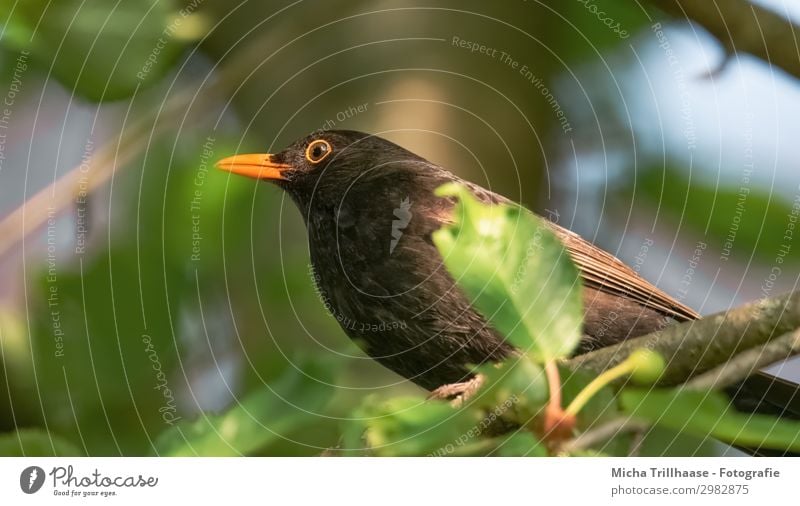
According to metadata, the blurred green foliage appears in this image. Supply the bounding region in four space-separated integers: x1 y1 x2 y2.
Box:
626 167 799 264
547 0 650 61
622 388 800 452
0 0 195 101
154 357 334 456
0 429 83 457
2 131 352 455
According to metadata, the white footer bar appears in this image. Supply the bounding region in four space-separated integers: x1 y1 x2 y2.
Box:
1 457 796 504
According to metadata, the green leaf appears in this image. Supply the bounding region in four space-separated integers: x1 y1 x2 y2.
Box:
451 431 547 457
492 432 547 456
345 396 485 457
621 388 800 452
152 359 334 456
344 397 547 457
474 357 548 419
344 358 551 456
432 183 583 362
635 425 720 457
1 0 201 101
0 429 83 456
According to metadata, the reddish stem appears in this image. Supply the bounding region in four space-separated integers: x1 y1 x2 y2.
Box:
541 360 576 450
545 360 562 409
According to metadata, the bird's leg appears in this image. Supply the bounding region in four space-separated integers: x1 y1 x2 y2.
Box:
427 374 523 438
427 374 485 407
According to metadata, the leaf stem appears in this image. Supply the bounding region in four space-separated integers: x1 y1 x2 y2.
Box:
545 360 562 409
540 360 577 449
565 360 633 417
565 348 663 417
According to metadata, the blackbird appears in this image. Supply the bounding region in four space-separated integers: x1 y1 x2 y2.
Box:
216 130 796 420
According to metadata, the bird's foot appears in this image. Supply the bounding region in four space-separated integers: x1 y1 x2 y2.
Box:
427 374 485 407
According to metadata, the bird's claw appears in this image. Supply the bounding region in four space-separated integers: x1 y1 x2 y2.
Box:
427 374 485 407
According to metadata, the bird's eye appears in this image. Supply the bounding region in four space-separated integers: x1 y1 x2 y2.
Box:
305 139 332 164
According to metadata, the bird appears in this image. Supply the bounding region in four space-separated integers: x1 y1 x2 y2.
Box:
215 129 796 418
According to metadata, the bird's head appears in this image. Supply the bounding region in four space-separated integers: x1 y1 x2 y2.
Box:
215 130 430 212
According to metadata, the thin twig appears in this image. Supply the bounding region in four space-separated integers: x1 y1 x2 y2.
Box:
558 417 650 454
685 328 800 390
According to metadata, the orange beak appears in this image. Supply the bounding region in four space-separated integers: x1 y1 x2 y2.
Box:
215 153 293 180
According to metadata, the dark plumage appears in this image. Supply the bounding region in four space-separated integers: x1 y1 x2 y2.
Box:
216 130 698 391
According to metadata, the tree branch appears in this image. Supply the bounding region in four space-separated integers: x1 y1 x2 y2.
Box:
566 291 800 385
648 0 800 80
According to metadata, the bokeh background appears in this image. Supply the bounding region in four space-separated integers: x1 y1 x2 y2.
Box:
0 0 798 456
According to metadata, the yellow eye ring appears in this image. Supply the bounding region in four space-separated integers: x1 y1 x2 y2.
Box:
305 139 332 164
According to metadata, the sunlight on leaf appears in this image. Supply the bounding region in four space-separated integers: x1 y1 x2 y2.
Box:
432 183 583 362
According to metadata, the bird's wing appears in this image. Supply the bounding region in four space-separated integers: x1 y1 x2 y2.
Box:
450 178 699 321
544 221 699 321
